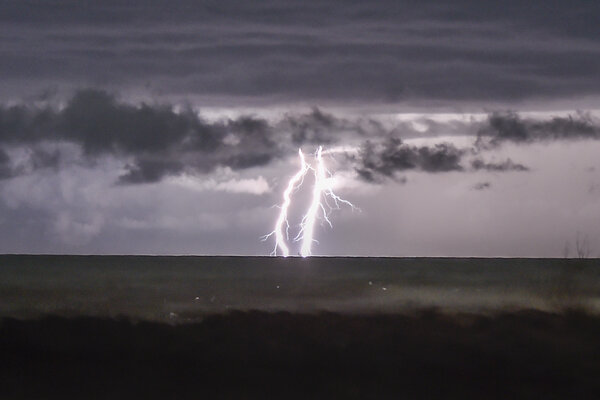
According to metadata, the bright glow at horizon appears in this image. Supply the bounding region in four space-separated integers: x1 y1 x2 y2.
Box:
264 146 358 257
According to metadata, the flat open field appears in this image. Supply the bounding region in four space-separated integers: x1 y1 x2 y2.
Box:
1 255 599 398
1 255 599 320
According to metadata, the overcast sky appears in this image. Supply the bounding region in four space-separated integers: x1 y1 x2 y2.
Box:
1 0 599 256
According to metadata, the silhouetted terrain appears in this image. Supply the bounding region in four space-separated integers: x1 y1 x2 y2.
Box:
2 309 600 399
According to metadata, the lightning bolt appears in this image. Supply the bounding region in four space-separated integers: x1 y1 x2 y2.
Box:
261 149 310 256
264 146 358 257
295 146 357 257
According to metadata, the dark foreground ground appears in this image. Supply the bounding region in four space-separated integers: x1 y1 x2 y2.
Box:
2 309 600 399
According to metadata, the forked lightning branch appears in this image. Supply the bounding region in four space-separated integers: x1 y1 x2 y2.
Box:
262 146 358 257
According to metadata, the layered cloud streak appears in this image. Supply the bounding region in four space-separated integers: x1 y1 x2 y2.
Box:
2 1 600 107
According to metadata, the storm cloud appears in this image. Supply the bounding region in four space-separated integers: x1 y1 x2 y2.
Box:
0 89 284 183
471 158 529 172
4 89 600 186
352 109 600 181
2 1 600 107
477 112 600 146
472 182 491 191
0 149 12 180
0 89 406 184
355 137 464 182
284 108 347 146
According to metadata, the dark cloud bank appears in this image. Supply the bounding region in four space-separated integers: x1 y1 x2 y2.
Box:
2 1 600 106
478 111 600 145
353 138 529 183
0 89 385 183
0 90 599 184
0 90 292 183
354 111 600 182
355 138 464 183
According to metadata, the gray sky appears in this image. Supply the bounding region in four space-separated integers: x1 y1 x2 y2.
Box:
0 0 599 256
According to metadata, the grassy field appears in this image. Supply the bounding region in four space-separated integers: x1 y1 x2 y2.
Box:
1 255 599 319
1 255 599 398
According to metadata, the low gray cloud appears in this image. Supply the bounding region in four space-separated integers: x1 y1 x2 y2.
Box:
28 147 61 171
284 108 343 146
61 90 222 155
471 158 529 172
282 108 394 145
0 89 286 183
477 112 600 146
0 89 400 184
0 145 62 180
118 158 185 185
472 182 491 191
0 149 13 180
0 89 469 184
355 137 464 182
354 133 533 182
3 89 600 185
